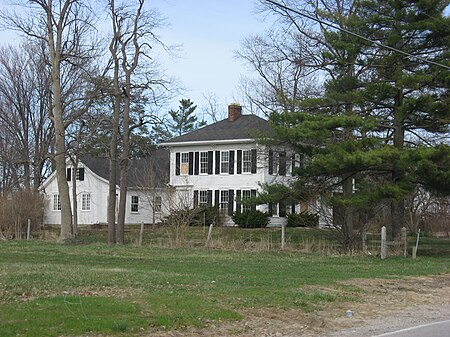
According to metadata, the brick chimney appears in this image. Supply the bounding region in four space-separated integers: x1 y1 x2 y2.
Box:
228 103 242 122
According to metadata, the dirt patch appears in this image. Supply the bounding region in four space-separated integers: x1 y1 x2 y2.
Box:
146 274 450 337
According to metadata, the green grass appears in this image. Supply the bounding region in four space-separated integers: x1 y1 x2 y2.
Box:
0 234 448 336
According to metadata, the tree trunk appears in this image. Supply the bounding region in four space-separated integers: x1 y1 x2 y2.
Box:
342 177 354 252
70 157 78 237
116 84 131 244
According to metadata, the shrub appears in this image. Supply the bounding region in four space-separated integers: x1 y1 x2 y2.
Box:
164 206 219 227
232 210 269 228
286 211 319 228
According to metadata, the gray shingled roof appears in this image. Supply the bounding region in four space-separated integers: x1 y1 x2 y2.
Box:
80 148 169 188
165 114 272 143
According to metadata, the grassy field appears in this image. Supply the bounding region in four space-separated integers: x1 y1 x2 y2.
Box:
0 227 448 336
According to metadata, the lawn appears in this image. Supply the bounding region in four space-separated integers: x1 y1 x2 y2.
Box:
0 230 448 336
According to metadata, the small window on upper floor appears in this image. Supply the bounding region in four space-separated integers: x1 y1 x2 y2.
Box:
180 153 189 175
220 151 229 174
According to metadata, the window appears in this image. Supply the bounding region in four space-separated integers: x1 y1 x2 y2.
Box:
242 150 251 173
154 196 162 212
131 195 139 213
81 193 91 211
199 190 208 207
180 153 189 175
242 190 251 212
219 190 229 211
200 152 208 174
220 151 229 173
53 194 61 211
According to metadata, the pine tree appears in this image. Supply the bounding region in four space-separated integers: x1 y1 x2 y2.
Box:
153 99 206 142
259 0 449 242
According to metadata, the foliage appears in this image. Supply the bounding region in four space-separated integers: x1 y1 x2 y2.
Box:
286 211 319 228
242 0 450 245
0 190 45 239
164 206 217 227
232 210 269 228
151 98 206 142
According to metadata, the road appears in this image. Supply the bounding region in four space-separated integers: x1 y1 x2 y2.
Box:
372 320 450 337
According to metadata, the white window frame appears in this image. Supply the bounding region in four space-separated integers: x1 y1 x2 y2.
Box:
81 193 91 211
200 152 208 174
242 150 251 173
53 194 61 211
180 153 189 175
242 190 251 212
220 151 229 174
219 190 229 211
154 196 162 212
199 190 208 207
131 195 139 213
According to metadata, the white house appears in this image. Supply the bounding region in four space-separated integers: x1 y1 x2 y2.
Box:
42 103 328 227
41 149 172 226
162 103 316 226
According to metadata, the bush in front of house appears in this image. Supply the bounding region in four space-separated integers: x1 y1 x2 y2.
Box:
232 210 269 228
165 206 219 227
286 211 319 228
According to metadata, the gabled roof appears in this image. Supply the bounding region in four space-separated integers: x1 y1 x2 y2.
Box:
80 148 169 188
163 114 272 144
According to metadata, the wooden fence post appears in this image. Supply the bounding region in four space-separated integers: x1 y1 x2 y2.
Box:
401 227 407 257
381 226 387 259
27 219 31 240
206 224 213 247
362 229 367 254
138 222 144 246
281 223 286 250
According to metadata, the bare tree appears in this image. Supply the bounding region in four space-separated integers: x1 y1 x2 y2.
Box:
1 0 100 240
108 0 173 244
0 43 54 192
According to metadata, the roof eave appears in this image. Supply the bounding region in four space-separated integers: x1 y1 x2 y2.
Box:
161 138 258 147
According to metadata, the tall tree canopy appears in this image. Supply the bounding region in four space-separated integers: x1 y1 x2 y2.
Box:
240 0 449 245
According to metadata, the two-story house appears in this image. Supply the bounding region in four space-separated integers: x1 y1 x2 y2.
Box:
162 103 309 226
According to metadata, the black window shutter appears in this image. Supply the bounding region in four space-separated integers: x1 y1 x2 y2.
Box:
215 190 219 207
215 151 220 174
279 151 286 176
251 149 257 173
193 190 198 208
291 154 296 175
194 152 199 175
251 189 257 211
268 202 273 216
237 150 242 174
175 152 180 175
188 152 194 175
228 189 234 216
291 203 296 214
229 150 234 174
268 150 273 175
236 190 241 214
279 201 286 217
66 168 71 181
208 151 213 174
78 168 85 181
207 190 212 206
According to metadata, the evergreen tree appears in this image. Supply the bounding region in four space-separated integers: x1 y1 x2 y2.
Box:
152 98 206 142
246 0 449 244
